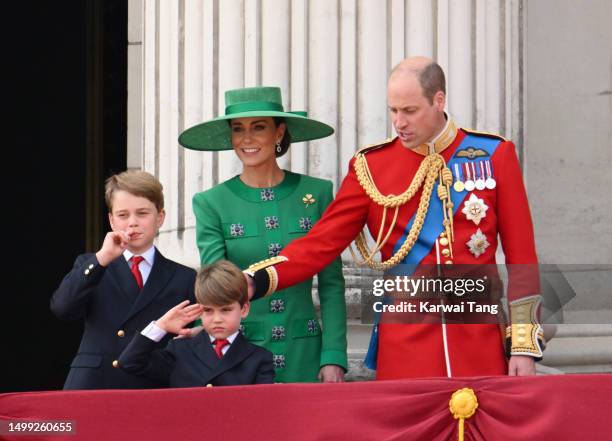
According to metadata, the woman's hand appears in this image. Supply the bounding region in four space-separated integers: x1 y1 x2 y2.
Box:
318 365 345 383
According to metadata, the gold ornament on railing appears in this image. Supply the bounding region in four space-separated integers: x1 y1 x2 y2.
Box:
350 151 455 270
449 388 479 441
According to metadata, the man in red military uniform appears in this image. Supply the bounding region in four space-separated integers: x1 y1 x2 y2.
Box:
246 56 544 379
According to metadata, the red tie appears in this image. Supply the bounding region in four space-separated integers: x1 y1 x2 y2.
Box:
130 256 145 289
213 339 229 358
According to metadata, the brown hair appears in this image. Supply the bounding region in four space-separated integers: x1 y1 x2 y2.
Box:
104 170 164 213
418 62 446 104
195 260 248 307
389 60 446 104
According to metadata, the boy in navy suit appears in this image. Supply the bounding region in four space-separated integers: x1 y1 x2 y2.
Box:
50 171 196 390
119 260 275 387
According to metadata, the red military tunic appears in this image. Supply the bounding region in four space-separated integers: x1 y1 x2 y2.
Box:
267 123 538 379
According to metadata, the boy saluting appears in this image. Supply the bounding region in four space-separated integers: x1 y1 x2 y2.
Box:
119 260 274 387
51 171 196 390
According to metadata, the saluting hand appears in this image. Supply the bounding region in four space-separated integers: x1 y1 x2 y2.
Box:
174 325 204 339
156 300 205 336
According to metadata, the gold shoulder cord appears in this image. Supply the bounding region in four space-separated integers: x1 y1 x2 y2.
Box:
350 151 455 270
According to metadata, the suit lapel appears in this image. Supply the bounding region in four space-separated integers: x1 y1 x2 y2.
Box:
189 334 218 372
107 256 140 302
121 248 176 324
203 333 255 383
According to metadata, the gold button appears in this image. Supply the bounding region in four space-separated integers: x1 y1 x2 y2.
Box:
112 360 119 368
445 260 453 265
518 329 527 337
441 249 450 257
117 330 125 338
206 384 213 387
517 337 526 344
440 232 447 238
439 237 449 246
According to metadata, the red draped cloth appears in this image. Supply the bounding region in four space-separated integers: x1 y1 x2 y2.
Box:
1 374 610 441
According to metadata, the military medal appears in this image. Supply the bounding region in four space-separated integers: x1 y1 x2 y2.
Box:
475 162 486 190
461 193 488 225
453 163 465 192
464 163 475 191
467 228 490 258
485 160 497 189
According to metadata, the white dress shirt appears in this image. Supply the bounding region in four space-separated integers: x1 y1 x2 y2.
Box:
123 246 155 286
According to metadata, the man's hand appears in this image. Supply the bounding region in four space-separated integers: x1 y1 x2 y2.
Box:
318 365 345 383
244 272 255 300
96 231 131 266
508 355 536 376
156 301 204 336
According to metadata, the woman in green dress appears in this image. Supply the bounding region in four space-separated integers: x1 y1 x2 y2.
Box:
179 86 347 383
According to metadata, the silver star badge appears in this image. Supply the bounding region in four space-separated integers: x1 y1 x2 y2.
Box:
467 228 490 258
462 193 488 225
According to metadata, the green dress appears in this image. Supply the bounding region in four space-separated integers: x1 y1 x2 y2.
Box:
193 170 347 382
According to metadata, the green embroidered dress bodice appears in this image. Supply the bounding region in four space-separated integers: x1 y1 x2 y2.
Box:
193 170 347 382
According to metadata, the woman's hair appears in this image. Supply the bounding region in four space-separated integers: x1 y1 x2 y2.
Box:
273 117 292 158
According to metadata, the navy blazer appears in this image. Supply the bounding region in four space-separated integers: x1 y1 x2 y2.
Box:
50 249 196 390
118 331 275 387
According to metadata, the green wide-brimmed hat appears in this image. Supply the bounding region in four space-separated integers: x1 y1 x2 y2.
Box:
178 86 334 151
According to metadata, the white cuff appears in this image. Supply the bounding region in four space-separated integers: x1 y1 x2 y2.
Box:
141 321 168 342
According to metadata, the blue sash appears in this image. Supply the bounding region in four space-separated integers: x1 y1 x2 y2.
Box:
364 134 502 369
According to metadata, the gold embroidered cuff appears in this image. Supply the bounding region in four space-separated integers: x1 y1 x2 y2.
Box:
244 256 288 300
263 266 278 297
244 256 288 276
506 295 545 358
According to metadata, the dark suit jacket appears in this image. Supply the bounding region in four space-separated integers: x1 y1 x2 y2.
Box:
118 331 275 387
50 249 196 390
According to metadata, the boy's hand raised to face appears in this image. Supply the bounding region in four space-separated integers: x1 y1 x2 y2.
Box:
174 325 204 339
96 231 132 266
156 300 204 336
